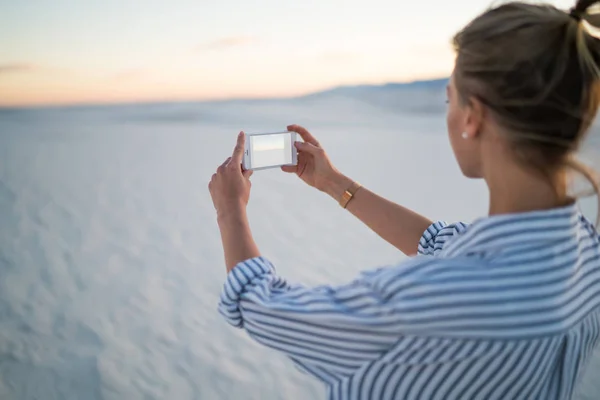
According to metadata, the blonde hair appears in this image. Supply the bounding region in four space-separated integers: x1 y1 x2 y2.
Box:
453 0 600 225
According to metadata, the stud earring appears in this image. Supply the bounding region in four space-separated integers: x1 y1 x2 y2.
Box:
462 132 469 139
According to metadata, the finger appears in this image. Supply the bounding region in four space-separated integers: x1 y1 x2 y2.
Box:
231 131 245 164
287 125 320 147
295 141 323 156
281 165 298 173
297 155 308 178
243 169 253 179
220 157 232 169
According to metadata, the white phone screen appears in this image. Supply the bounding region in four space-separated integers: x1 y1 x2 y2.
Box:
250 133 294 169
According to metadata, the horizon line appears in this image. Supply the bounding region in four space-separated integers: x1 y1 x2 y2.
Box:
0 75 450 111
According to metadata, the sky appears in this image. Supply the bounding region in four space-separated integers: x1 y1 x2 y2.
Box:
0 0 574 107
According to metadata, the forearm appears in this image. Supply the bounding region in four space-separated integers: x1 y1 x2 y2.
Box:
324 173 432 256
217 207 261 272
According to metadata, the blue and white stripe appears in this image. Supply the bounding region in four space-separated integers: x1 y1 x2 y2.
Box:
218 203 600 399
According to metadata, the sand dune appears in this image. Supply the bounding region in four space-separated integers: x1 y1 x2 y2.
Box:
0 88 598 399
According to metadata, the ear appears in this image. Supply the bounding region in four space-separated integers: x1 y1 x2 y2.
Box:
464 97 485 138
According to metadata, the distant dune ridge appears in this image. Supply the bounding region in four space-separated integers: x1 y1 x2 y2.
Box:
0 78 450 112
296 78 449 114
301 77 449 100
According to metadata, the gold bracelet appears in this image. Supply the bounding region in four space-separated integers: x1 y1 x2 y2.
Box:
339 181 362 209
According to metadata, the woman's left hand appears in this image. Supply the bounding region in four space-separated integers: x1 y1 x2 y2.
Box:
209 132 253 219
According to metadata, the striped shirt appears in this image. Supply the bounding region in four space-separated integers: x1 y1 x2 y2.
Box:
218 203 600 400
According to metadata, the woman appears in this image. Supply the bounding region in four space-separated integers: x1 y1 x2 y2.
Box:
209 1 600 399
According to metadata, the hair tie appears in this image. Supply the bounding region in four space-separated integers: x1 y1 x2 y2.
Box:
569 7 583 22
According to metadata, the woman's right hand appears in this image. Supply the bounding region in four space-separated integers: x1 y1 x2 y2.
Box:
281 125 347 195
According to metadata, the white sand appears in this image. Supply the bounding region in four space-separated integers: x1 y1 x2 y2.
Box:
0 93 598 399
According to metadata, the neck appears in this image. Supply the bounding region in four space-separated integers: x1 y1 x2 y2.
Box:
484 157 571 216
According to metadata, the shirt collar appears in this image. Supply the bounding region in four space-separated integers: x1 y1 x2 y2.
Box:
441 202 581 258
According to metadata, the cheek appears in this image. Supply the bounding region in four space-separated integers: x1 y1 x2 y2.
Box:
446 102 462 136
446 102 473 175
446 103 464 151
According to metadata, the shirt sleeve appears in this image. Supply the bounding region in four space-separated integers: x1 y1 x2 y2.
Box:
417 221 469 256
217 257 407 381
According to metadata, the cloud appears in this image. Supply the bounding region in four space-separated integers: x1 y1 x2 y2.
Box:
198 36 257 51
0 63 37 74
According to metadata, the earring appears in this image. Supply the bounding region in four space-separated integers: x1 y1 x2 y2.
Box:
462 132 469 139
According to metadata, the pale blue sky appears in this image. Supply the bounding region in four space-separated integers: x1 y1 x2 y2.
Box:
0 0 573 106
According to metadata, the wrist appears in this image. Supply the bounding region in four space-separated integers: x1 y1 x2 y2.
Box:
216 203 247 225
324 172 354 202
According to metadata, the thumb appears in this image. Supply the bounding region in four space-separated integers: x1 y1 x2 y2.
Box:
231 131 246 164
295 141 322 156
243 169 253 179
281 165 297 174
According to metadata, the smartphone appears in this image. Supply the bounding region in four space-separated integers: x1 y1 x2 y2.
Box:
242 131 298 171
